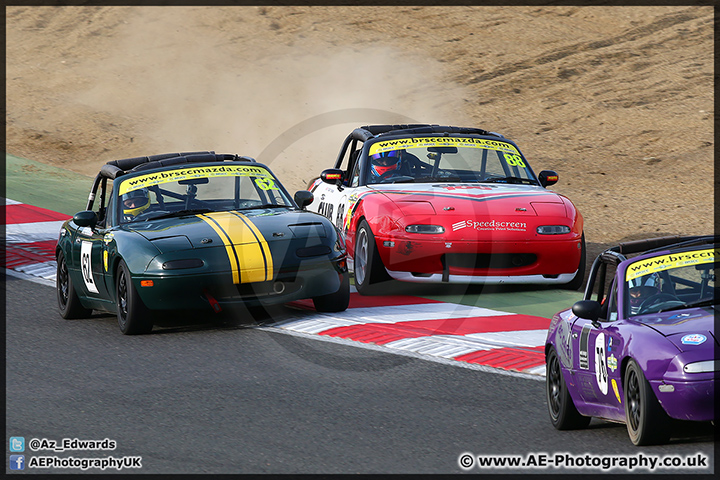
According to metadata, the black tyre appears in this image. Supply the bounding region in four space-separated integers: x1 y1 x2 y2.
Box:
353 219 389 295
313 271 350 312
56 250 93 319
546 347 591 430
116 260 153 335
561 233 586 291
624 359 670 445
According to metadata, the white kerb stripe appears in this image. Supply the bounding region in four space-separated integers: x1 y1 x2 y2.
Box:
5 221 65 244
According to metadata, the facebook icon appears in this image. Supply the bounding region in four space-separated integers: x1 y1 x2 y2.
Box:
10 455 25 470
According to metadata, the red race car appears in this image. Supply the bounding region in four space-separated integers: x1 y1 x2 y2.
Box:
307 124 584 294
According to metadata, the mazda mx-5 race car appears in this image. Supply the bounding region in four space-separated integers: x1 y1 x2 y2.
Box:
56 151 349 335
307 124 584 294
545 235 717 445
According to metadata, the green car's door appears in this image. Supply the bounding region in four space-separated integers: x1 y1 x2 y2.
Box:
72 225 112 303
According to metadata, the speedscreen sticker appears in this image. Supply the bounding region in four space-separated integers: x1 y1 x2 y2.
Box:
625 248 717 282
119 165 274 195
368 137 521 156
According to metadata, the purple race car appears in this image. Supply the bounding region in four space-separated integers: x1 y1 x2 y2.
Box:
545 235 717 445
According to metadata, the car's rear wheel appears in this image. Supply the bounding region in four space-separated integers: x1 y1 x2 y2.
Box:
546 347 591 430
313 271 350 312
116 260 153 335
56 250 92 319
624 359 670 445
354 220 389 295
561 233 586 290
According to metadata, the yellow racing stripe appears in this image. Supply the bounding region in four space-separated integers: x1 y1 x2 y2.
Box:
198 212 274 284
231 212 274 282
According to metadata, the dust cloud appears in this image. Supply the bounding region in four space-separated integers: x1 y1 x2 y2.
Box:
71 7 474 193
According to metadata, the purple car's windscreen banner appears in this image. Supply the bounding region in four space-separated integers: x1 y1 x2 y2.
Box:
625 248 718 281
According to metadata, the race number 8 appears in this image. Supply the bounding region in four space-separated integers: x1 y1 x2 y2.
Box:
505 154 526 168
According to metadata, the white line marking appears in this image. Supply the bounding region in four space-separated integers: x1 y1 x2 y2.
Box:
5 221 64 243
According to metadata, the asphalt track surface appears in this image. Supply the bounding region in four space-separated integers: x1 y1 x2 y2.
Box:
5 277 715 475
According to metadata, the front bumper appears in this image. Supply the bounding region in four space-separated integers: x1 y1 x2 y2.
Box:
133 256 346 311
373 236 582 283
652 378 715 422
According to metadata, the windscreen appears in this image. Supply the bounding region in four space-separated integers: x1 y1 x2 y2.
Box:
624 247 718 317
365 136 538 185
115 164 293 224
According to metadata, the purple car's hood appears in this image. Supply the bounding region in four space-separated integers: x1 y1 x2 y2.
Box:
637 307 717 351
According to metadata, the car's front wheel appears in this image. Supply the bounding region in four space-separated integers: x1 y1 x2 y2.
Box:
624 359 670 445
354 220 389 295
546 347 591 430
116 260 153 335
313 271 350 312
56 250 92 319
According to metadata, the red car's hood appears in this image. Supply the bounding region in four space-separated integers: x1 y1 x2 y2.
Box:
368 183 568 217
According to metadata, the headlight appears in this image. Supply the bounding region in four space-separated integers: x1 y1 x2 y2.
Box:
683 360 717 373
162 259 204 270
537 225 571 235
405 225 445 234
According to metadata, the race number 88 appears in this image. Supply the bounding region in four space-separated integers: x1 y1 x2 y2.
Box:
505 154 526 167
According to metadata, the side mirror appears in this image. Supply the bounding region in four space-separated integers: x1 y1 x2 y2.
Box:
320 169 344 186
73 210 98 229
538 170 559 188
294 190 314 210
572 300 602 326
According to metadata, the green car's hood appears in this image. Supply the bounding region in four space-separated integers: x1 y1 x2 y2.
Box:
123 208 329 250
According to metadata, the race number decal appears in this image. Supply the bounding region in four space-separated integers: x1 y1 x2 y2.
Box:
254 177 277 190
80 241 99 294
594 333 608 395
504 154 526 168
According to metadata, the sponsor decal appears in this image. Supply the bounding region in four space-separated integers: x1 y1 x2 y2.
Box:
103 250 108 272
594 333 608 395
607 353 617 372
611 378 621 404
442 185 492 191
555 321 573 369
119 164 274 195
368 137 521 156
681 334 707 345
579 325 591 370
103 233 114 244
398 241 420 256
80 241 99 294
451 219 528 232
626 248 717 281
197 212 274 284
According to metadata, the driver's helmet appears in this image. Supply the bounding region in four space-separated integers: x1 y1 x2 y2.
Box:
370 150 402 178
122 188 150 218
628 273 661 314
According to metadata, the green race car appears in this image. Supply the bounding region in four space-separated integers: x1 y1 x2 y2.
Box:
56 151 349 334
